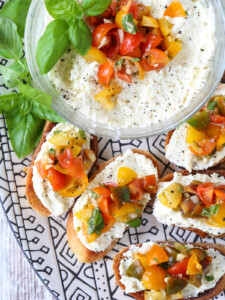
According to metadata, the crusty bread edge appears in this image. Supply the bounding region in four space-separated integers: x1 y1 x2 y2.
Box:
113 242 225 300
67 149 160 263
158 170 225 239
25 121 98 217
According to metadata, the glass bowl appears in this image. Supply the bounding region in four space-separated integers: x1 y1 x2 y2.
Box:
25 0 225 139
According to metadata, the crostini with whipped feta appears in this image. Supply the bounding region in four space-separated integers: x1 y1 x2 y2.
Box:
165 84 225 171
26 121 98 217
67 149 159 263
154 170 225 239
113 241 225 300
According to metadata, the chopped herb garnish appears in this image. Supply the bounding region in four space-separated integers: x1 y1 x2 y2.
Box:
127 217 142 228
185 10 188 16
207 101 217 113
131 58 141 62
79 129 86 140
201 204 221 218
153 257 159 263
168 55 173 59
91 190 99 199
53 130 62 135
116 59 124 66
75 227 81 232
87 208 104 236
48 148 55 155
205 275 214 282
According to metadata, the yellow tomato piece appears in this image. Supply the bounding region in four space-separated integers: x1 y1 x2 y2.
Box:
53 163 68 175
144 291 166 300
138 5 151 20
158 183 183 208
84 149 96 162
145 244 169 266
133 253 147 269
135 61 145 80
164 0 186 18
59 174 88 197
74 204 95 222
113 203 142 222
206 203 225 228
142 266 167 290
216 133 225 151
67 131 86 146
48 132 70 146
95 85 121 110
158 18 173 38
186 253 203 275
84 46 107 64
71 145 82 157
117 167 137 186
186 126 207 145
141 16 159 28
162 36 182 58
205 124 221 139
115 10 128 30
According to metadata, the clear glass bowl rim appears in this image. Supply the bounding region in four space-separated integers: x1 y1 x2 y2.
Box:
25 0 225 140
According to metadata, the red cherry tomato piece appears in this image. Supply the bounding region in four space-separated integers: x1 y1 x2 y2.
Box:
102 30 121 59
120 32 144 56
67 155 85 179
117 70 132 83
127 46 142 58
210 114 225 125
48 168 68 191
167 257 190 277
197 183 215 207
120 0 139 19
92 23 118 48
36 160 49 179
141 33 163 54
128 178 143 202
92 186 111 197
98 61 114 87
57 148 74 169
142 175 157 193
141 49 170 71
88 16 103 27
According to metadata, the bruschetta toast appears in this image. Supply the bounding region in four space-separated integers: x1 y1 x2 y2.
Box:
26 121 98 217
165 84 225 171
67 149 160 263
113 241 225 300
154 170 225 238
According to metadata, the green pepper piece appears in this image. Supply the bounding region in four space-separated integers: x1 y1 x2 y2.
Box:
187 111 210 130
217 96 225 116
173 243 188 255
187 248 207 261
166 277 187 295
111 186 130 205
126 260 144 280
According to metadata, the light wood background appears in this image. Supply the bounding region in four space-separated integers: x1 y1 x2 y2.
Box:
0 207 54 300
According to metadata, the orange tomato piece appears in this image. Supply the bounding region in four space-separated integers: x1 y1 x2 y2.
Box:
142 266 167 290
92 186 111 197
98 61 114 88
206 203 225 228
167 257 190 276
215 189 225 203
189 138 217 156
141 175 157 193
47 168 68 191
66 155 85 178
186 253 203 275
204 123 221 138
164 0 186 18
141 49 170 71
98 196 115 222
128 178 143 202
35 160 49 179
145 244 169 266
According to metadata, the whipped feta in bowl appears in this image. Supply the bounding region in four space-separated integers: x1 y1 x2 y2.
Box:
25 0 225 139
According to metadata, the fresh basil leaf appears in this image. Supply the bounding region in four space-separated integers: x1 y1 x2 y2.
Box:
111 186 130 203
32 102 65 123
201 204 221 218
19 97 32 116
0 17 23 60
68 20 92 56
122 13 137 34
0 0 32 37
79 129 86 140
127 217 142 228
82 0 112 17
44 0 82 22
18 83 52 107
0 93 21 113
36 19 70 74
205 275 214 282
5 108 45 158
131 58 141 62
1 59 30 88
87 208 104 236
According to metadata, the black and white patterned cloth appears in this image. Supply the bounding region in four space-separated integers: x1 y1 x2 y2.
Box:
0 0 225 299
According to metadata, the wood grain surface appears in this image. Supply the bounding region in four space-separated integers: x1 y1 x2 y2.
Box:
0 207 54 300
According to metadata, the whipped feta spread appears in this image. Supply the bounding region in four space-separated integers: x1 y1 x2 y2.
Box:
32 123 92 216
119 241 225 297
73 149 158 252
166 85 225 171
154 172 225 236
46 0 216 129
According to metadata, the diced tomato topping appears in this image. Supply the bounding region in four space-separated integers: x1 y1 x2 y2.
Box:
167 257 190 276
214 189 225 203
92 23 118 48
120 32 144 56
120 0 139 19
88 16 103 27
189 138 217 157
98 196 115 222
98 61 114 87
57 148 74 169
210 114 225 125
127 46 142 58
92 186 111 197
102 30 121 59
117 70 132 83
36 160 49 179
108 0 118 17
141 49 170 71
47 168 68 191
128 178 143 202
141 175 157 193
197 183 215 207
66 155 85 178
141 33 163 54
102 182 118 188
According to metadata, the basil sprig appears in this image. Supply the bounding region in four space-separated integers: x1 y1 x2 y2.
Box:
87 208 104 236
36 0 112 74
122 13 137 34
201 204 220 218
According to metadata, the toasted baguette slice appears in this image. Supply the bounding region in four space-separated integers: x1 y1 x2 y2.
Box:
157 170 225 239
67 149 160 263
25 121 98 217
113 241 225 300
